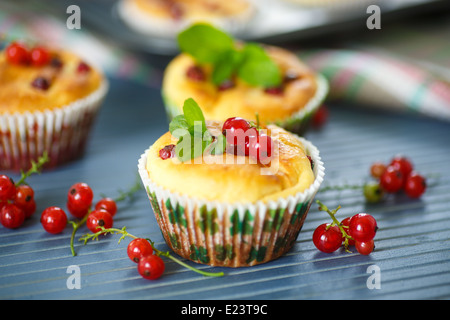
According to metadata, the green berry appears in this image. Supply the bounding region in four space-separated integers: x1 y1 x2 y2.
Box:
363 182 384 203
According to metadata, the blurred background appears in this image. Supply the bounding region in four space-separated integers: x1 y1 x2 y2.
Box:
1 0 449 120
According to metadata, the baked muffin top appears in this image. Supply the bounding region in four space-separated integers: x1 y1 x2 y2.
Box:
146 119 315 204
127 0 252 20
163 41 318 123
0 42 103 115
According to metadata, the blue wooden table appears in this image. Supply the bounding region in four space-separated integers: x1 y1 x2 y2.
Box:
1 77 449 300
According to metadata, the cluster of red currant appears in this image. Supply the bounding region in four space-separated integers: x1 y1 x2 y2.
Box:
5 41 51 66
0 175 37 229
313 201 378 255
127 238 165 280
40 182 117 236
365 155 427 203
0 154 49 229
222 116 273 164
4 41 91 91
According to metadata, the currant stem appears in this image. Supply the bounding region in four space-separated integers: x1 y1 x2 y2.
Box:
68 177 143 256
15 151 49 186
316 200 354 253
112 177 142 203
79 227 225 278
69 212 90 256
319 183 364 193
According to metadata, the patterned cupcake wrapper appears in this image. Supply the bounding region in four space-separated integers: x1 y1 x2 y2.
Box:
0 80 108 171
137 136 325 267
162 73 328 135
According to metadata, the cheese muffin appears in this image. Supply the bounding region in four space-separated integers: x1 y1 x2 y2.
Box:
118 0 254 37
0 41 108 170
138 107 324 267
162 27 328 134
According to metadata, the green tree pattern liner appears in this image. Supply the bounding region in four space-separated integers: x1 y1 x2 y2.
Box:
146 187 313 267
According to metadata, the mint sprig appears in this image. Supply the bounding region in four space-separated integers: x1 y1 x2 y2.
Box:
169 98 226 162
177 23 281 88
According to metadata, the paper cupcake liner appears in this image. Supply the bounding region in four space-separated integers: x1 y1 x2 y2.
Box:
137 136 325 267
117 0 255 38
162 73 328 135
0 80 108 171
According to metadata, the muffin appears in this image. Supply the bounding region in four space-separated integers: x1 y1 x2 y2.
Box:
162 23 328 134
0 41 108 171
117 0 254 37
138 98 324 267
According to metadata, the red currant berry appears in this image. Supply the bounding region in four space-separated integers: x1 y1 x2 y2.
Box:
355 240 375 255
1 203 25 229
186 65 205 81
389 156 413 178
233 127 259 157
14 185 35 213
77 61 91 73
312 105 329 128
49 56 63 69
95 197 117 217
138 255 165 280
30 47 50 66
370 161 386 179
404 172 427 199
348 213 377 243
248 132 273 164
0 175 16 201
312 223 343 253
31 77 51 91
340 217 355 246
67 182 94 218
222 117 252 145
264 87 284 95
217 79 235 91
5 42 30 65
159 144 176 160
41 206 68 234
86 209 113 233
14 185 34 206
127 238 154 263
380 166 404 193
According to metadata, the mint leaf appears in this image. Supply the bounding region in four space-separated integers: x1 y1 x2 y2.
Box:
177 23 234 65
238 43 282 87
169 115 189 138
170 98 215 162
211 49 243 85
177 24 282 88
175 123 213 162
183 98 207 133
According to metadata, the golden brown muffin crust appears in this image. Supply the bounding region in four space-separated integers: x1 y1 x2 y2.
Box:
162 46 318 124
0 50 103 115
131 0 251 19
146 122 315 203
